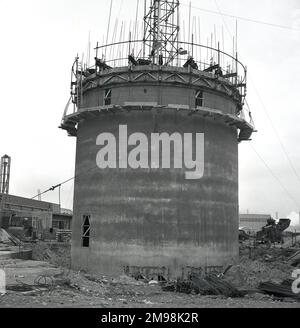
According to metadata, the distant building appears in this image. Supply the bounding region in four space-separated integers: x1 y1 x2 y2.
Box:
0 193 72 237
239 214 271 233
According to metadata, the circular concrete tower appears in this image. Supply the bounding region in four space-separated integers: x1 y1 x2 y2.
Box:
61 0 254 279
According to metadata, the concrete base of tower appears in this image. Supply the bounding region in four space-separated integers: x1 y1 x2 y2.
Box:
71 242 238 278
70 109 239 278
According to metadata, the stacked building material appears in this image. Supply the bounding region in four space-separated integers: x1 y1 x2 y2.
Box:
56 230 72 243
259 279 300 300
0 228 21 246
287 250 300 267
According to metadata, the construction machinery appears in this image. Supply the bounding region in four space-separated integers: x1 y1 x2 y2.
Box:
256 218 291 245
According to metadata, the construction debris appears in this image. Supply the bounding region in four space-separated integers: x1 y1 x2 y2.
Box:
287 250 300 267
256 218 291 245
259 279 300 300
1 231 299 307
0 228 21 246
30 241 71 268
162 273 244 298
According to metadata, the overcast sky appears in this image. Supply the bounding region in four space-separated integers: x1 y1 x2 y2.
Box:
0 0 300 225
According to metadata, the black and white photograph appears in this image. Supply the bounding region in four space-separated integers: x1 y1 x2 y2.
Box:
0 0 300 315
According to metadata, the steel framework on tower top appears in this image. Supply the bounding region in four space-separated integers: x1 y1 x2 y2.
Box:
61 0 253 133
143 0 180 65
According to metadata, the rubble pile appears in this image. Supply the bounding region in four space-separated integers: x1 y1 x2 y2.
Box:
259 279 300 300
162 273 244 298
30 242 71 268
224 258 293 289
1 233 299 306
160 245 300 301
60 271 108 296
1 266 108 299
235 247 299 289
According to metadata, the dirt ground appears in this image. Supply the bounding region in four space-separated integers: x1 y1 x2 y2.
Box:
0 242 300 308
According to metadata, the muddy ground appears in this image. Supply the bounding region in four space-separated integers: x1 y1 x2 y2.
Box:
0 242 299 308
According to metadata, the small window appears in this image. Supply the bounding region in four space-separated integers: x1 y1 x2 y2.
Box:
195 90 204 108
82 215 91 248
104 89 112 106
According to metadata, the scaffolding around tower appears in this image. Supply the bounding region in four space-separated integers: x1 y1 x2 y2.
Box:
61 0 251 130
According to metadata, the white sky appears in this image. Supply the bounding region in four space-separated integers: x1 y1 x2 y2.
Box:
0 0 300 225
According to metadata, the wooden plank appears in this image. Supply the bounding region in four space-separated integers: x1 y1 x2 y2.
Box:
203 64 220 72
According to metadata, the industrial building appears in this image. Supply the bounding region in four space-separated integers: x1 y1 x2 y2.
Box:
61 0 254 278
0 154 72 238
0 193 72 239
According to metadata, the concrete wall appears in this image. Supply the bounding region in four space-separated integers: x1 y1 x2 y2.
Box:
82 85 237 116
71 108 239 277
